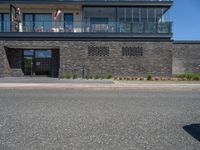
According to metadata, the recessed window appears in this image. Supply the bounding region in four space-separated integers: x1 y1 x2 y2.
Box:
35 50 52 58
24 50 34 56
122 47 143 57
88 46 109 56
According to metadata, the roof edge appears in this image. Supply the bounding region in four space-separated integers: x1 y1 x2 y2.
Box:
173 40 200 44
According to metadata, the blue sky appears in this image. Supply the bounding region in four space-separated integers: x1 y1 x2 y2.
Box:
172 0 200 40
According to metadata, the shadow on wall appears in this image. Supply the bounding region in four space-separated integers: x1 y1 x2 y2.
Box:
183 124 200 142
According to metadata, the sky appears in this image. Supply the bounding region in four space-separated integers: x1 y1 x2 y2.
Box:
172 0 200 40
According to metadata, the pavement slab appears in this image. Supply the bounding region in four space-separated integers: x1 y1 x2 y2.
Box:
0 77 200 91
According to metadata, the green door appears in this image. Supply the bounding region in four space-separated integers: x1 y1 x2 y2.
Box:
24 57 33 76
23 50 34 76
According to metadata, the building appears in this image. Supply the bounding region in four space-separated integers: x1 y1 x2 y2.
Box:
0 0 199 78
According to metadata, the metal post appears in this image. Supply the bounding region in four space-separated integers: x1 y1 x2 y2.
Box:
147 8 148 23
82 66 88 79
116 7 117 32
139 8 141 23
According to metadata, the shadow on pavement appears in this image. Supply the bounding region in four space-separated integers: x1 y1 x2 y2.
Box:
183 124 200 142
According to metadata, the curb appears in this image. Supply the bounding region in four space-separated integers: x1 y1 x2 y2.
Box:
0 83 200 91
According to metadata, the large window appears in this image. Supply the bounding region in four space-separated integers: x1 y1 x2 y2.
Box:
0 13 10 32
24 50 52 58
83 7 170 33
84 7 116 32
23 14 52 32
90 18 109 32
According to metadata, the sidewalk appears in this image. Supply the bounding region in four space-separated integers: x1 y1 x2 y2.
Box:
0 77 200 91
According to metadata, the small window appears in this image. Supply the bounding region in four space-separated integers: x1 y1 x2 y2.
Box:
88 46 109 56
122 47 143 57
35 50 52 58
24 50 34 56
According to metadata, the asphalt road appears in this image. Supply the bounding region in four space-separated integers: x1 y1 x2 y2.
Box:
0 89 200 150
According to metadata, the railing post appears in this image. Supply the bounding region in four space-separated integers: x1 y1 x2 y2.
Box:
156 22 158 33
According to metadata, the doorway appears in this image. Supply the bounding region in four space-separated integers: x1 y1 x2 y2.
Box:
23 49 52 76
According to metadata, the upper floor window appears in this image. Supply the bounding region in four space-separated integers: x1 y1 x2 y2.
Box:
64 13 73 32
23 14 52 32
83 7 171 33
90 18 109 32
84 7 116 32
0 13 10 32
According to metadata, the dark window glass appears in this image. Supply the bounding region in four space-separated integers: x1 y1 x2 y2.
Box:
84 7 116 32
4 14 10 32
90 18 109 32
35 14 52 32
24 14 52 32
0 13 10 32
24 14 33 32
0 14 1 32
64 14 73 32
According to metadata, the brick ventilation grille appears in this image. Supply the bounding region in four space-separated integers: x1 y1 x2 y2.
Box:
88 46 109 56
122 47 143 57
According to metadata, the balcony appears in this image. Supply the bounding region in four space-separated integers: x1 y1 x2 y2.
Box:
0 20 172 40
1 21 172 34
0 0 172 40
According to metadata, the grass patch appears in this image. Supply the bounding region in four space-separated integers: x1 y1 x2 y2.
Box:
147 74 152 81
60 73 72 79
176 73 200 81
106 74 113 79
72 74 78 79
95 75 100 79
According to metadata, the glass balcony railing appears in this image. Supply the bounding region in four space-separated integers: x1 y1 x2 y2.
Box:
84 22 172 34
0 21 172 34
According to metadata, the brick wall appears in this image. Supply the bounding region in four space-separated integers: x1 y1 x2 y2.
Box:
59 41 173 77
0 41 10 77
173 43 200 75
0 40 199 78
